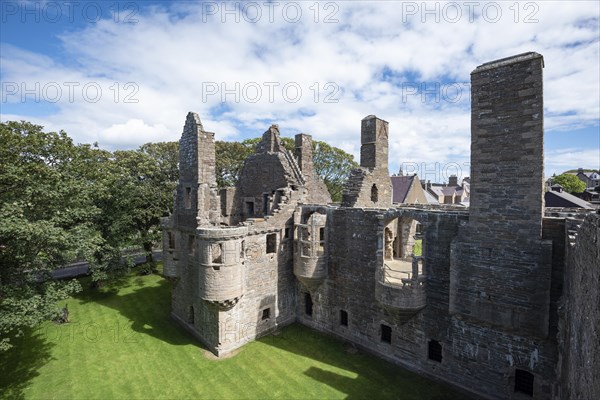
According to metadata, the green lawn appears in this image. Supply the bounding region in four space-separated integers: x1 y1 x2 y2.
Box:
1 270 461 400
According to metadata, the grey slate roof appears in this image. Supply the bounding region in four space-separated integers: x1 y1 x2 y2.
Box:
545 190 593 209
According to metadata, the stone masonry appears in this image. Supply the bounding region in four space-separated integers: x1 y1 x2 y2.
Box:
162 52 599 400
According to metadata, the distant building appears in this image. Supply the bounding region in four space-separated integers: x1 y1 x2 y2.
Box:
422 175 469 205
390 173 428 204
579 188 600 205
545 184 593 209
575 168 600 189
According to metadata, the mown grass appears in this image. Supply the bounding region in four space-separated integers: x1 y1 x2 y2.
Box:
1 270 461 400
413 239 423 256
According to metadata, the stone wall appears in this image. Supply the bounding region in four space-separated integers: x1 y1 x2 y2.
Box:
294 205 562 399
556 212 600 399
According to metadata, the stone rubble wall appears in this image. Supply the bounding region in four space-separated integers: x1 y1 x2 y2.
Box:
555 212 600 399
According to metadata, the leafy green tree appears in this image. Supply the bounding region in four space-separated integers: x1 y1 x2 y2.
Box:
215 137 357 202
97 142 179 269
553 173 586 193
215 140 255 188
0 121 104 350
312 141 358 202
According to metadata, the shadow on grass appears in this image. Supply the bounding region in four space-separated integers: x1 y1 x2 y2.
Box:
73 275 200 347
258 324 464 400
0 329 55 400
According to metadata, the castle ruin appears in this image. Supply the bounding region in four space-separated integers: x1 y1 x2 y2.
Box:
162 52 599 400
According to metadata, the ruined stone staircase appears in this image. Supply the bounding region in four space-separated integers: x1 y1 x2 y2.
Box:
282 149 306 186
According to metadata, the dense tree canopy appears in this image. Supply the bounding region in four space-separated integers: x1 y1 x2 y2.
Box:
553 173 586 194
0 123 179 350
0 121 100 350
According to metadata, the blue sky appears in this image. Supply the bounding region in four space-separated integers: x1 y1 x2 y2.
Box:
1 0 599 181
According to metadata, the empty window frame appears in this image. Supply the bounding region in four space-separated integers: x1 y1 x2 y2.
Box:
266 233 277 254
381 324 392 343
514 369 534 397
262 308 271 320
245 201 255 216
211 243 223 264
340 310 348 326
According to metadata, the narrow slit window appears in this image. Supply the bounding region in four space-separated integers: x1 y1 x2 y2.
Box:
188 235 196 255
371 184 378 202
305 293 313 316
168 232 175 249
212 243 223 264
263 193 269 215
184 187 192 209
187 305 194 324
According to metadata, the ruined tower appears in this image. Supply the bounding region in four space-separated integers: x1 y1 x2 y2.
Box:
341 115 393 208
177 112 220 227
449 52 552 337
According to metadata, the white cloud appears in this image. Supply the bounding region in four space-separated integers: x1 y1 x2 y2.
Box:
0 0 598 177
545 148 600 177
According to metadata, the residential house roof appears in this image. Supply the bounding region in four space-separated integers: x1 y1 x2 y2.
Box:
391 174 428 204
545 189 593 209
391 175 415 203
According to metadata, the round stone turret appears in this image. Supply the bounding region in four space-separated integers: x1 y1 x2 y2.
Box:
197 226 247 310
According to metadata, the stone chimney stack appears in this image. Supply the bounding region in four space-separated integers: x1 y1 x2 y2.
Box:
360 115 389 171
295 134 313 174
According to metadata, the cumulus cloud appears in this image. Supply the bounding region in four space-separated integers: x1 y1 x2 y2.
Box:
0 1 598 178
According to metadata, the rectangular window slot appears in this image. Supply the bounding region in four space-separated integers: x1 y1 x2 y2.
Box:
262 308 270 320
428 340 442 362
305 293 313 316
245 201 254 216
188 235 196 255
185 187 192 209
381 324 392 343
266 233 277 254
514 369 534 397
168 232 175 249
340 310 348 326
211 243 223 264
